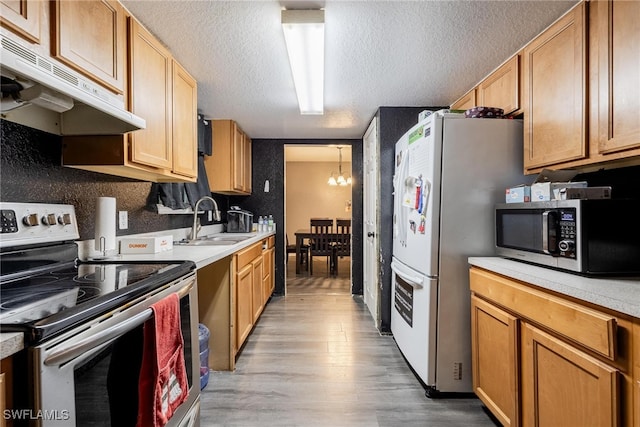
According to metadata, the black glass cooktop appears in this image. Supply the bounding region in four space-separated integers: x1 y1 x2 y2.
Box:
0 260 195 343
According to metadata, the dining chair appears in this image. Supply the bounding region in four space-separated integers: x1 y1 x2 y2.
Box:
334 218 351 258
308 218 334 275
286 234 308 270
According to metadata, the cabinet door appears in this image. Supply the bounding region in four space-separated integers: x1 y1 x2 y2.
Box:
0 0 41 43
51 0 125 94
523 2 587 171
244 134 252 193
251 256 264 322
171 60 198 179
591 0 640 155
236 263 253 351
471 295 520 427
521 323 619 427
478 55 520 116
451 88 476 111
232 125 245 192
128 18 172 170
263 246 275 302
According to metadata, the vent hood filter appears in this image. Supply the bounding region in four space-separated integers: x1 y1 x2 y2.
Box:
0 34 145 135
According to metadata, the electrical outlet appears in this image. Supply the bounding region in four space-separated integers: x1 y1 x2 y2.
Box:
208 210 212 221
118 210 128 230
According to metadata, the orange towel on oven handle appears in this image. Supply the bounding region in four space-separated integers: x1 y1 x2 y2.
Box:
137 293 189 427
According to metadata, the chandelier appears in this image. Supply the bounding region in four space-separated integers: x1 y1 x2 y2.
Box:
327 147 351 186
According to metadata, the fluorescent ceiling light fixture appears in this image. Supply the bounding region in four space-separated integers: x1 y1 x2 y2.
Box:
282 9 324 115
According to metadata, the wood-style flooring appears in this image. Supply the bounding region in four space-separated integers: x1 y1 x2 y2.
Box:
199 256 497 426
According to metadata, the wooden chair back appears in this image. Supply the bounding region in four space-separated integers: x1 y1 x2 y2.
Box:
309 218 334 256
335 218 351 257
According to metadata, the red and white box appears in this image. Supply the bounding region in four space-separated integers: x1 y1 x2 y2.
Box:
120 235 173 254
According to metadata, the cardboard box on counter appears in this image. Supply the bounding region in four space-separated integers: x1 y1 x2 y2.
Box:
120 235 173 254
530 169 586 201
558 186 612 200
506 185 531 203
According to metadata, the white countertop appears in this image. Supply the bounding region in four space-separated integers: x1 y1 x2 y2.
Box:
469 257 640 319
114 231 275 268
1 229 275 359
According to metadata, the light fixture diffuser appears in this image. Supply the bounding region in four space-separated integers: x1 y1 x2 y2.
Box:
281 9 324 115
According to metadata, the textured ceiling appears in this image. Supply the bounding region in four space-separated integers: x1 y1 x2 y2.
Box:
121 0 577 140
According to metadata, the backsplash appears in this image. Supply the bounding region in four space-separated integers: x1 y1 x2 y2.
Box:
0 120 196 239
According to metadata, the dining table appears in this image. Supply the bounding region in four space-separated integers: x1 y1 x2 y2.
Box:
293 229 350 275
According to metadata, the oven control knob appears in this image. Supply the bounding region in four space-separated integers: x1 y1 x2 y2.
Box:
42 214 57 226
558 240 574 252
23 213 39 226
58 213 72 226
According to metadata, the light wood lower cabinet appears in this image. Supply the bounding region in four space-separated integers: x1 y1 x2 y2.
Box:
251 256 264 323
471 295 520 427
198 238 275 371
470 266 638 427
263 238 275 301
235 262 253 352
521 323 619 427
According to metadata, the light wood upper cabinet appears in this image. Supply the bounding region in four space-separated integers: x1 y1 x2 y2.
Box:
205 119 252 195
451 88 476 111
521 323 619 427
171 60 198 179
478 55 520 116
128 17 173 170
62 15 197 183
523 2 587 171
51 0 125 94
589 0 640 157
0 0 41 44
244 133 252 193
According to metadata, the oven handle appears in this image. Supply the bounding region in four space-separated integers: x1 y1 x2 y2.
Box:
43 280 193 367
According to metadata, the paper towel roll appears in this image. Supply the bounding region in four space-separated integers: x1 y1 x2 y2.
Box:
95 197 116 253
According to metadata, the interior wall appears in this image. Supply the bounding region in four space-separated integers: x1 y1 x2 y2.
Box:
285 161 352 240
241 138 362 297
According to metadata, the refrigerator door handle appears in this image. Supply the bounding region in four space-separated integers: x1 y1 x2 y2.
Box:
391 261 424 288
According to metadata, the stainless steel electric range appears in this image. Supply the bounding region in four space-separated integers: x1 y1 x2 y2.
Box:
0 202 200 427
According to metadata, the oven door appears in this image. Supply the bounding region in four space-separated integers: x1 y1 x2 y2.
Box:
30 272 200 427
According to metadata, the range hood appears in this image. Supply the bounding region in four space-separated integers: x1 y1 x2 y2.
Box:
0 34 145 135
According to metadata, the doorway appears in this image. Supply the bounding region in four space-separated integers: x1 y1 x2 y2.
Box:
284 144 353 295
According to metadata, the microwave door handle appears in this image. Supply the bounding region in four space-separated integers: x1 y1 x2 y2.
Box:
542 210 559 254
542 211 550 254
44 281 194 367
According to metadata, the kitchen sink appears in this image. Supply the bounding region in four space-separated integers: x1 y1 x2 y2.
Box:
177 233 255 246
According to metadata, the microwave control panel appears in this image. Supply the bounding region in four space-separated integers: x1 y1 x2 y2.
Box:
557 208 576 258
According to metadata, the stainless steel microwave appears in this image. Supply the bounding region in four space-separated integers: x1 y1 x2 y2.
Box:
495 199 640 275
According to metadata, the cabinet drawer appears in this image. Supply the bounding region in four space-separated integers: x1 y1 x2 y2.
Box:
470 267 617 360
235 242 262 270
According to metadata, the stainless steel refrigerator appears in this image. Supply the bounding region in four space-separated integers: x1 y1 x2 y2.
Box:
391 110 524 395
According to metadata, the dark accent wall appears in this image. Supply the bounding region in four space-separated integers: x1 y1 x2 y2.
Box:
239 138 363 297
0 120 218 239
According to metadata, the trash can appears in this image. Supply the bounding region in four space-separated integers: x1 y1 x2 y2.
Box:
198 323 210 390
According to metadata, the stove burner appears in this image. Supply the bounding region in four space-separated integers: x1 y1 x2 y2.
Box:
0 260 193 336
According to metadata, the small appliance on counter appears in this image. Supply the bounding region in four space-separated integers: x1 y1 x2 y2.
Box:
226 206 253 233
495 199 640 275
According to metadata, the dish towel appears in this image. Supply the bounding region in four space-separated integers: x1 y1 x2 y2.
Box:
137 293 188 427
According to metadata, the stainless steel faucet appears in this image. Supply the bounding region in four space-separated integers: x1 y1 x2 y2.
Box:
190 196 221 241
